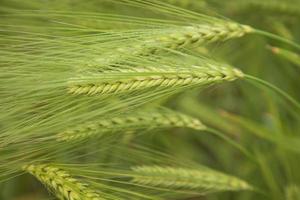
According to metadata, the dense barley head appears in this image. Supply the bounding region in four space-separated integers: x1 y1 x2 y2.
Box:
85 22 253 69
68 61 244 96
117 22 253 57
56 109 206 141
23 164 105 200
131 165 253 192
151 23 253 51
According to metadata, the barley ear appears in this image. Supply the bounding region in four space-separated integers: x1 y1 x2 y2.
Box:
56 109 207 142
23 164 105 200
131 165 253 192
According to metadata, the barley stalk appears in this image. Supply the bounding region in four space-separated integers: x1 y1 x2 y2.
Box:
246 0 300 16
270 46 300 68
56 109 206 141
131 165 253 192
23 164 105 200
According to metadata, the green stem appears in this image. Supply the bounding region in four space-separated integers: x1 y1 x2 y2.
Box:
254 29 300 51
206 127 256 162
245 74 300 111
206 128 269 196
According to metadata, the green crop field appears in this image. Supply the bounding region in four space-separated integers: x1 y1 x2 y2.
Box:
0 0 300 200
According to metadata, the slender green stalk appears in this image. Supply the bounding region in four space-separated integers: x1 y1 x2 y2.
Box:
206 128 256 162
254 29 300 51
245 74 300 111
242 0 300 17
269 46 300 68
